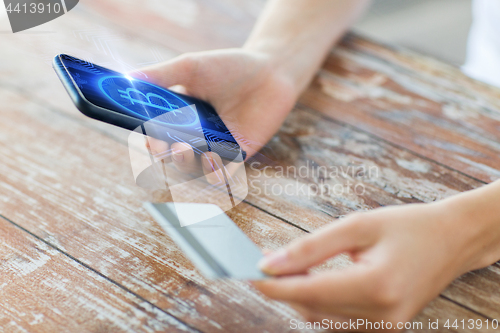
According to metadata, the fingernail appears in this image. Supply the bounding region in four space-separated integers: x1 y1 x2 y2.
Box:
173 152 184 162
202 155 213 170
258 249 288 273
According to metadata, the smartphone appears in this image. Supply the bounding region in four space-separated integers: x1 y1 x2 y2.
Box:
144 202 267 280
52 54 245 162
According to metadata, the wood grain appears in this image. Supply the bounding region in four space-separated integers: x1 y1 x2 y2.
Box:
443 264 500 319
300 34 500 183
246 104 482 230
0 79 492 332
1 0 500 331
81 0 265 52
0 1 486 232
0 86 488 331
411 297 491 333
0 89 315 333
0 216 195 333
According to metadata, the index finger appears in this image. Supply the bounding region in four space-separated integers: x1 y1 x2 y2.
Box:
253 267 370 313
258 215 377 276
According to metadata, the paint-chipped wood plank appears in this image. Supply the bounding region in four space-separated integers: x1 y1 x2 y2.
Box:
4 1 500 185
0 89 315 332
0 216 196 333
1 0 499 329
0 27 486 231
80 0 265 52
442 263 500 319
411 297 491 333
0 82 490 331
300 34 500 183
246 104 482 230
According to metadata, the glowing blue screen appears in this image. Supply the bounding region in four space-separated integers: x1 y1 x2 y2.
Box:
59 54 236 143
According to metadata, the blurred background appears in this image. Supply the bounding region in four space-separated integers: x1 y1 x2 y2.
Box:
355 0 472 66
0 0 473 66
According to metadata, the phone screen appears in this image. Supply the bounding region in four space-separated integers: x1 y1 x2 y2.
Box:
58 54 239 147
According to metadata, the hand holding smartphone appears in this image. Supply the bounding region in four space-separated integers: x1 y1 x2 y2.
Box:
54 55 260 279
53 54 245 162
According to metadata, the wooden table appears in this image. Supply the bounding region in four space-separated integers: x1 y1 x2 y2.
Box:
1 1 500 332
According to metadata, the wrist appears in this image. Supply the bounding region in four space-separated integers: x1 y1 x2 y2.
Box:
243 39 322 98
438 183 500 274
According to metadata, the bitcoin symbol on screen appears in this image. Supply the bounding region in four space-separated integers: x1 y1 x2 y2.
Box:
99 76 198 126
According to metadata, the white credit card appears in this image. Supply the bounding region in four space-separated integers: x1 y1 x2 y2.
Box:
144 202 268 280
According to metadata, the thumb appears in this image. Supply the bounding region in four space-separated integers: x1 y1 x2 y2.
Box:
129 55 196 90
258 214 376 276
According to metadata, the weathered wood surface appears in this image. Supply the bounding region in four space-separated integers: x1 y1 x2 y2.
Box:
0 86 482 332
0 90 312 332
1 0 500 331
0 215 196 333
301 35 500 183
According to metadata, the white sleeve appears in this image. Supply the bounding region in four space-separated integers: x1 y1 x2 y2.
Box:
462 0 500 88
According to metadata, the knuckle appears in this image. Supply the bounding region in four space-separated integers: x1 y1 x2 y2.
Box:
343 211 381 243
178 53 199 72
344 212 368 229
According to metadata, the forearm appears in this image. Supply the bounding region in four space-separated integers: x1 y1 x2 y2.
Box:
441 179 500 274
244 0 370 95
